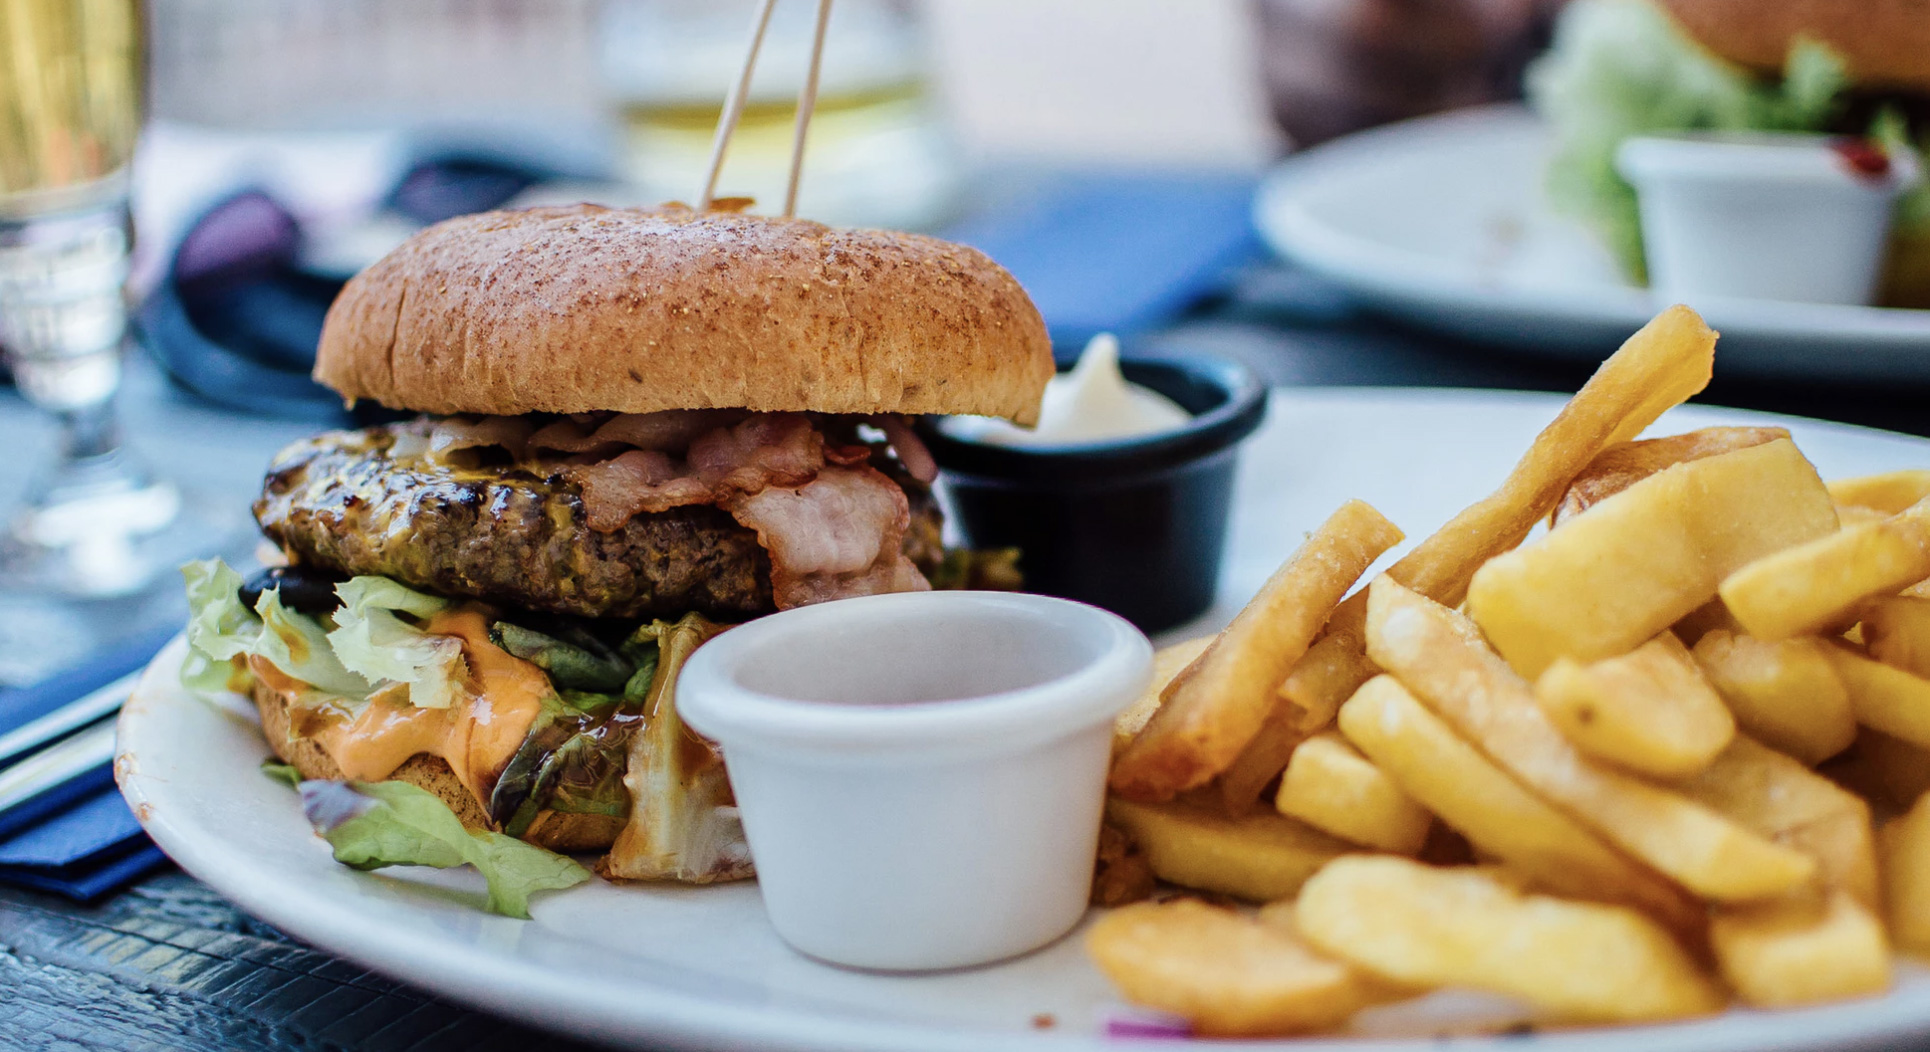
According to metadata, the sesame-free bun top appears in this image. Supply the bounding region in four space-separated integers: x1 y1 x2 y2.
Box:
1655 0 1930 91
314 204 1055 425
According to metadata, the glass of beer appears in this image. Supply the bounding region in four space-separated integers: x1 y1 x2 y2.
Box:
0 0 207 675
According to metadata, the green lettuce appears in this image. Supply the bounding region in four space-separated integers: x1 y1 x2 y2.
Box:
301 779 589 918
491 621 634 693
180 559 370 699
261 760 302 788
326 577 464 709
1525 0 1913 280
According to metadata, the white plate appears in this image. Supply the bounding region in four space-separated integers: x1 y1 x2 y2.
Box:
1253 105 1930 382
119 388 1930 1052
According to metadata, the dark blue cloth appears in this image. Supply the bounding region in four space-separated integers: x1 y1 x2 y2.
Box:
0 629 178 899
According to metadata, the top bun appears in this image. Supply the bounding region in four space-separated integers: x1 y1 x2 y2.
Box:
315 204 1054 425
1655 0 1930 91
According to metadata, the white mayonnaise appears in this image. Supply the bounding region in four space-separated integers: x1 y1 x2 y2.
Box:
944 333 1191 447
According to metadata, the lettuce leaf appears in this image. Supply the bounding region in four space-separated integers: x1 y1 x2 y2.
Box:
326 577 465 709
491 621 633 693
261 760 302 788
256 588 369 697
180 558 369 699
300 779 590 918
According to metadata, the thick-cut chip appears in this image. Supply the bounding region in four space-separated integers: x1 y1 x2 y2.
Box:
1468 439 1838 678
1113 635 1212 754
1828 729 1930 812
1104 797 1350 903
1110 500 1402 801
1367 577 1817 901
1532 633 1735 778
1086 899 1404 1036
1692 630 1857 765
1274 731 1432 855
1267 306 1721 756
1830 469 1930 515
1295 856 1723 1023
1552 426 1790 526
1721 496 1930 641
1881 791 1930 952
1710 892 1891 1008
1828 644 1930 749
1672 736 1879 908
1673 597 1745 646
1861 596 1930 679
1338 675 1701 931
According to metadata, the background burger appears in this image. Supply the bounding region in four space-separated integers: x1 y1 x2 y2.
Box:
1527 0 1930 307
182 203 1052 890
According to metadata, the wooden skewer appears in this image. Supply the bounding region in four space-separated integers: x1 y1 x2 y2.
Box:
782 0 836 218
697 0 782 212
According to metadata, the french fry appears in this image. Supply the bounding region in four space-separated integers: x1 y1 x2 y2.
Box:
1710 892 1891 1008
1721 496 1930 641
1113 636 1212 754
1827 729 1930 813
1104 797 1350 903
1468 439 1839 677
1827 644 1930 749
1692 630 1857 765
1552 426 1789 526
1367 576 1817 902
1266 306 1721 754
1294 856 1723 1023
1217 620 1385 812
1861 596 1930 679
1532 633 1735 779
1672 736 1879 908
1673 597 1745 646
1880 791 1930 952
1338 675 1701 931
1830 469 1930 515
1086 899 1403 1036
1274 731 1432 855
1839 504 1893 526
1110 500 1402 801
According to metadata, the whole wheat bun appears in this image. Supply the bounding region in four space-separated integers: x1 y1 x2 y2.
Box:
314 204 1055 425
251 676 620 853
1655 0 1930 91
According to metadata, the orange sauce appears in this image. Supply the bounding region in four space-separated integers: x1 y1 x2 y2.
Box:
269 608 552 807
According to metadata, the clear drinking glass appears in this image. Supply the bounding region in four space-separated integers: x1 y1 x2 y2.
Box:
0 0 211 679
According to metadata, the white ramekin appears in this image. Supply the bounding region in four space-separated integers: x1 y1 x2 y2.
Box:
1616 133 1921 305
676 590 1152 971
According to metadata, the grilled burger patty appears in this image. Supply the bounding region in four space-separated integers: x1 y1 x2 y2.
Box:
255 425 940 620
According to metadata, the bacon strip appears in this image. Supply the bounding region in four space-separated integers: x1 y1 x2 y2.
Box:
726 465 930 608
564 413 825 533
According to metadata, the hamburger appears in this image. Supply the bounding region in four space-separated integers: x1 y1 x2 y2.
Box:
1527 0 1930 306
182 203 1052 886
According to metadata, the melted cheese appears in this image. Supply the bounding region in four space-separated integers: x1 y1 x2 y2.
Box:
280 608 552 808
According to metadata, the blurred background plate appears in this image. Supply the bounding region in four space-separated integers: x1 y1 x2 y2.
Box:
120 387 1930 1052
1254 105 1930 382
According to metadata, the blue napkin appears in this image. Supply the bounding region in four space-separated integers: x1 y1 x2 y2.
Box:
0 625 179 899
942 171 1264 353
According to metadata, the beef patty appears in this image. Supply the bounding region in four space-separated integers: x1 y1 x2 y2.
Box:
255 424 940 620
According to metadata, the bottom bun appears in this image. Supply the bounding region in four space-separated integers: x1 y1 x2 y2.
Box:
250 676 621 853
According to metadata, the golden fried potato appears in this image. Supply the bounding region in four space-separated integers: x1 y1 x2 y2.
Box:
1367 576 1816 902
1673 736 1878 908
1828 644 1930 749
1692 630 1857 765
1338 675 1700 931
1861 597 1930 680
1091 823 1157 907
1295 856 1723 1023
1710 892 1891 1008
1086 899 1403 1036
1880 791 1930 952
1552 426 1789 526
1274 731 1432 855
1468 439 1838 678
1673 597 1746 646
1720 497 1930 641
1830 469 1930 515
1104 797 1350 903
1532 633 1734 778
1828 729 1930 813
1113 635 1212 754
1110 500 1402 801
1268 306 1721 750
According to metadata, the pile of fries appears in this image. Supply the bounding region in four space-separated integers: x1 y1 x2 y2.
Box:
1088 305 1930 1036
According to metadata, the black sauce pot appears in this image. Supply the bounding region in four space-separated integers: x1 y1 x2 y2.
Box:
920 354 1268 633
